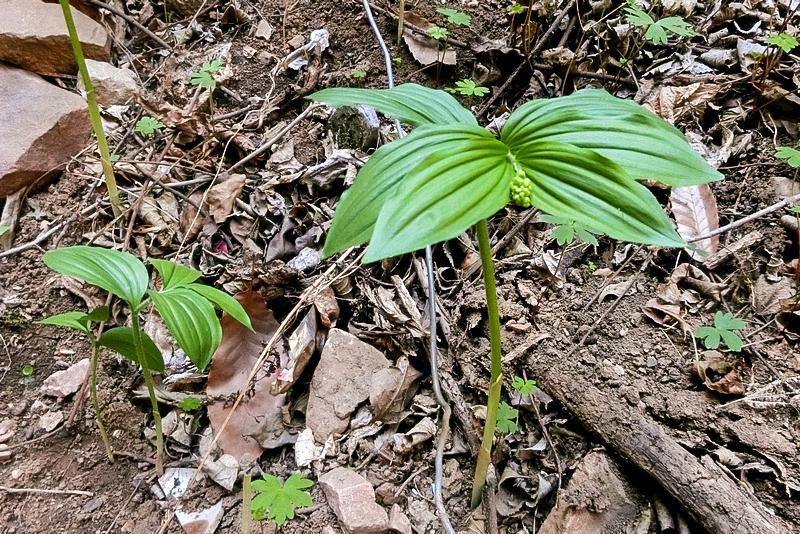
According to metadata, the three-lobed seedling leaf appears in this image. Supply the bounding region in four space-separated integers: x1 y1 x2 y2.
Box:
448 79 489 97
135 116 165 136
178 396 202 412
437 7 471 27
251 473 313 525
776 146 800 168
765 32 799 53
511 376 539 395
190 59 224 90
624 3 697 45
695 311 746 352
539 215 600 246
495 401 519 433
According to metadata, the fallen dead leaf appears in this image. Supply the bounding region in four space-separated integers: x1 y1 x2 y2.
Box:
670 184 719 261
692 351 746 396
403 12 456 66
181 172 246 241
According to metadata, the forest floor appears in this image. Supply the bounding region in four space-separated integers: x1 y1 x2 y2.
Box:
1 0 799 533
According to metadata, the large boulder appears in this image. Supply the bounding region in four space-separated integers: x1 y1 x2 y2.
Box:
0 0 110 76
0 64 92 196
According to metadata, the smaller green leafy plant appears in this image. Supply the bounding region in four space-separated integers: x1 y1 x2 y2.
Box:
178 396 202 413
448 79 489 97
776 146 800 168
437 7 471 27
587 260 598 272
540 215 600 246
251 472 313 525
507 2 524 15
695 311 746 352
787 205 800 215
135 116 165 137
624 3 697 45
190 59 224 90
765 32 799 54
350 69 367 80
511 376 539 395
495 401 519 433
20 364 35 385
428 26 449 40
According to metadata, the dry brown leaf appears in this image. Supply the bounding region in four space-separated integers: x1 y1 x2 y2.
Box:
402 12 456 66
180 173 246 241
314 287 340 328
692 351 745 396
670 184 719 261
752 275 795 316
206 292 284 462
642 82 720 122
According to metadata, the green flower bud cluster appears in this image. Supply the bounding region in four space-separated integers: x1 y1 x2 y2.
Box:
510 172 533 207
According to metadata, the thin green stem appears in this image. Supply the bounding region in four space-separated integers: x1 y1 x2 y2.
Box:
470 219 504 508
87 333 114 462
131 312 164 475
59 0 123 218
242 473 252 534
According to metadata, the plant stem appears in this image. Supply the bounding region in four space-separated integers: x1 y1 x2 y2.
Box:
470 219 504 508
87 333 114 462
131 312 164 475
59 0 123 218
242 473 252 534
397 0 405 46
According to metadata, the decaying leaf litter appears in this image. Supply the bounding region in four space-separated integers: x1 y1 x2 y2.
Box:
0 0 799 532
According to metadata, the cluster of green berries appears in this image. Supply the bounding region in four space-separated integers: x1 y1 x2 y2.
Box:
510 172 534 207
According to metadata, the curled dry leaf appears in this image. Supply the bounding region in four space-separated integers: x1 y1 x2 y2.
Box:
402 12 456 66
206 291 285 462
314 286 340 328
692 351 746 396
670 184 719 261
273 309 316 394
181 173 246 241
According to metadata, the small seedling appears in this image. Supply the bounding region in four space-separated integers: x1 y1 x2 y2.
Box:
624 3 697 45
20 364 35 384
309 80 721 507
695 311 746 352
41 246 251 473
190 59 224 90
135 116 165 137
787 205 800 215
437 7 471 27
495 401 519 433
507 2 525 15
428 26 449 40
0 225 9 236
766 32 799 54
511 376 539 395
448 79 489 97
350 69 367 80
178 396 202 412
776 146 800 168
587 260 598 272
251 472 313 525
540 215 600 246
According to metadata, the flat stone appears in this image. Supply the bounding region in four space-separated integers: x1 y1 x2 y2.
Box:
306 329 390 441
0 0 110 76
38 410 64 432
176 500 224 534
41 358 89 397
0 64 92 196
319 467 388 534
158 468 204 501
77 60 139 106
201 453 238 491
388 504 412 534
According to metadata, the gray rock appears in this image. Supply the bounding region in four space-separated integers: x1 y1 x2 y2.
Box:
176 500 224 534
320 467 388 534
329 105 380 151
38 410 64 432
77 60 139 106
0 64 92 196
0 0 110 76
41 358 89 397
306 329 390 441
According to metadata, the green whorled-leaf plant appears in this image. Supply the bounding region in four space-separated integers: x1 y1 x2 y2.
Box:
41 246 251 474
308 83 721 507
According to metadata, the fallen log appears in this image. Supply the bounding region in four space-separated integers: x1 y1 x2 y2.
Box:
527 351 786 534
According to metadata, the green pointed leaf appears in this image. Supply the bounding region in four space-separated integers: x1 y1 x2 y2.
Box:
575 227 599 246
714 311 746 331
188 284 252 330
43 246 149 306
551 224 575 246
86 306 110 322
322 125 501 257
308 83 477 127
719 330 743 352
150 288 221 371
39 311 91 333
364 127 514 262
501 89 722 187
514 142 684 247
150 259 202 289
645 23 669 44
98 326 164 372
658 16 697 38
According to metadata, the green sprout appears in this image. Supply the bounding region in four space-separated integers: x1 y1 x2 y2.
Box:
437 7 471 27
0 225 10 237
765 32 799 53
776 146 800 168
20 364 35 384
495 401 519 433
428 26 449 40
190 59 224 90
41 246 251 474
251 472 313 525
540 215 600 246
135 116 165 137
511 376 539 395
695 311 746 352
448 79 489 97
308 81 721 507
507 3 525 15
624 3 697 45
350 69 367 80
177 396 203 412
